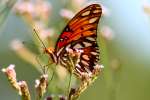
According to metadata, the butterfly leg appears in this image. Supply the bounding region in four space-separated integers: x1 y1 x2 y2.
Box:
46 63 57 87
35 54 55 84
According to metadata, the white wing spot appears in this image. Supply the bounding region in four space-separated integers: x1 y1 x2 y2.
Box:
86 37 95 41
76 64 81 68
66 27 69 31
89 17 98 23
75 67 82 75
63 57 67 61
91 52 98 55
74 43 83 48
66 44 71 50
83 41 92 47
64 53 67 57
93 10 101 13
82 55 90 60
81 60 89 66
60 38 64 41
96 56 99 59
81 10 90 16
95 59 99 62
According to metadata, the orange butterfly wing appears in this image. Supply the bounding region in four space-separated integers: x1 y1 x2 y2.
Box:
54 4 102 76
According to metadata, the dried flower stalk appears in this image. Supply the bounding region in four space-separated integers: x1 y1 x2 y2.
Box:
2 64 31 100
69 65 104 100
35 74 48 99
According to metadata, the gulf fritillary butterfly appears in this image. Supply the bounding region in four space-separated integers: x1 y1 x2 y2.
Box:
44 4 102 78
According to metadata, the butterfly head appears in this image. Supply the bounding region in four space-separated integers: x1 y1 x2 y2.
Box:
44 47 54 54
44 47 57 63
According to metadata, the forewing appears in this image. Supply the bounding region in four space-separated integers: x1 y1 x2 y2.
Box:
55 4 102 52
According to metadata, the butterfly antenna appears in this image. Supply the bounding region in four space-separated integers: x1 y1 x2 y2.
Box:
33 29 47 49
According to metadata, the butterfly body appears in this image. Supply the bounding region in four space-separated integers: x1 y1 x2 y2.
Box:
46 4 102 78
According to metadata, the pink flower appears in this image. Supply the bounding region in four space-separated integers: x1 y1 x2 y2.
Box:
14 1 35 15
60 9 74 19
2 64 16 81
35 0 52 21
101 26 114 40
2 64 21 95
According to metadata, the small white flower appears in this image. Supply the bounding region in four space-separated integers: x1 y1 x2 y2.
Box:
35 79 40 88
100 65 104 68
1 64 16 80
94 64 104 69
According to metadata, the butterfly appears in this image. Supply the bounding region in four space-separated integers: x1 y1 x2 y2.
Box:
44 4 102 78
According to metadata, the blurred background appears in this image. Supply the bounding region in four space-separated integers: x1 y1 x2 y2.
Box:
0 0 150 100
